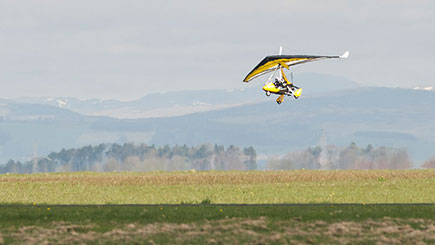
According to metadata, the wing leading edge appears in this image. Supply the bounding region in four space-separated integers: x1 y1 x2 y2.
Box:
243 53 347 82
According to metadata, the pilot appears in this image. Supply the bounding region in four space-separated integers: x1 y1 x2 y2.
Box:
275 77 295 95
274 77 285 89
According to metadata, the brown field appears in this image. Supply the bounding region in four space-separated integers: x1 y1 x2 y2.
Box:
4 217 435 244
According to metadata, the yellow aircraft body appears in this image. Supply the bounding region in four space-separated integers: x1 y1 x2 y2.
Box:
243 47 349 104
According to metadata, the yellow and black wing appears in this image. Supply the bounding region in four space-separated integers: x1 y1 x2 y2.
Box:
243 55 340 82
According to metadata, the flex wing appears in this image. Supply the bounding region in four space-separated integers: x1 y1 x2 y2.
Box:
243 54 341 82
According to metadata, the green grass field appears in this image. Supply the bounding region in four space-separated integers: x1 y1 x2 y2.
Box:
1 170 434 244
0 204 434 244
1 170 434 204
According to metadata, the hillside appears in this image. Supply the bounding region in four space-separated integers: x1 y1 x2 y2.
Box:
12 73 359 119
149 87 435 163
1 75 434 165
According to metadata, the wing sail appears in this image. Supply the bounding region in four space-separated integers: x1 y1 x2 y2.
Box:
243 54 340 82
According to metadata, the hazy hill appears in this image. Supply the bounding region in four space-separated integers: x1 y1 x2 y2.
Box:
149 87 435 164
12 73 359 119
1 74 434 166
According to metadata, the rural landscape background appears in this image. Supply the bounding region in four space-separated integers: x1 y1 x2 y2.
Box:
1 0 435 244
1 73 435 172
2 73 434 243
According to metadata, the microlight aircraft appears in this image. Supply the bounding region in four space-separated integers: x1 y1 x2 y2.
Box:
243 47 349 104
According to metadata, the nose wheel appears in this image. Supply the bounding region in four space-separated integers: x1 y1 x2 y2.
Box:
265 91 271 96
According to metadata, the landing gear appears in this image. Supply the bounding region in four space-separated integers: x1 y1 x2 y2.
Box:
293 87 302 99
265 91 271 96
276 95 284 104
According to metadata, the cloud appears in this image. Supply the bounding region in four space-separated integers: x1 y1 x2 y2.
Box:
0 0 434 99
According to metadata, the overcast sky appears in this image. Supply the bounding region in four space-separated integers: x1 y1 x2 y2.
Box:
1 0 434 100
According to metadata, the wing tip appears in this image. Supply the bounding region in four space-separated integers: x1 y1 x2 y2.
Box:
340 51 350 59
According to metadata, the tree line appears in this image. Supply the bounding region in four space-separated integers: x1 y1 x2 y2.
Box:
0 143 257 174
1 142 433 174
268 143 415 170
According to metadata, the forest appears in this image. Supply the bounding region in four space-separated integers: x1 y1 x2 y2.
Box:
268 143 413 170
1 142 433 174
0 143 257 174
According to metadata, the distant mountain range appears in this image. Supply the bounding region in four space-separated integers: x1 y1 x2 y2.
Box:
1 73 434 166
11 73 360 119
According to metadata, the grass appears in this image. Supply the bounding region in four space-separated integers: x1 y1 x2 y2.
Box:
1 170 434 244
0 204 434 244
1 204 434 226
1 170 434 204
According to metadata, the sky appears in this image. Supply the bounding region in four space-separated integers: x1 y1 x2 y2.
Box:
0 0 434 100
